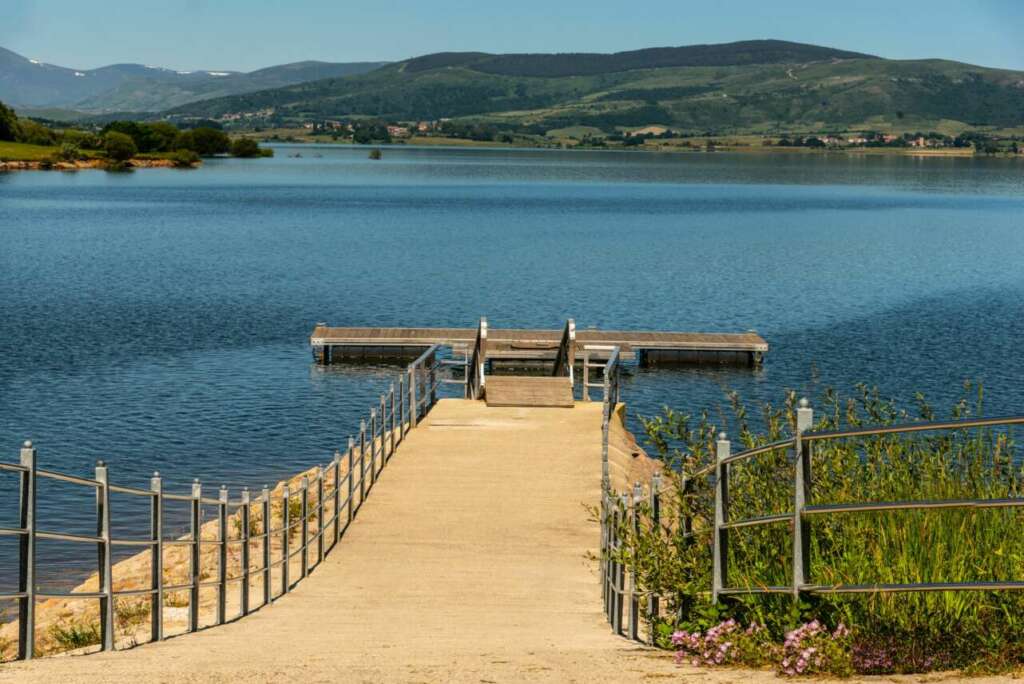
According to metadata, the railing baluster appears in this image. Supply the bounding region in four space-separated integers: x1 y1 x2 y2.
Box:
647 473 660 645
370 408 378 486
300 476 309 579
793 398 814 598
189 479 201 632
281 484 290 594
261 485 270 605
389 383 396 459
316 465 325 566
398 373 406 442
626 481 634 643
359 421 367 507
150 471 163 642
347 437 355 527
613 493 627 635
712 434 730 603
408 365 418 428
332 451 342 548
240 487 251 617
217 485 228 625
17 441 37 660
95 461 114 650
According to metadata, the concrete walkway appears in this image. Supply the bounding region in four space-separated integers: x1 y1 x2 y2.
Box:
2 400 690 683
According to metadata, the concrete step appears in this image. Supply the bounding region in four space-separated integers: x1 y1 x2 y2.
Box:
484 376 575 408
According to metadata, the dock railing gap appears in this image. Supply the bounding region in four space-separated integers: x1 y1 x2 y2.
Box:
2 347 444 661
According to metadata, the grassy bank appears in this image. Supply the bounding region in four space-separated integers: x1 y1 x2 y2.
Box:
623 383 1024 675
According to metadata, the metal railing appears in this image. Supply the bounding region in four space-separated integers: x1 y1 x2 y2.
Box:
599 397 1024 643
552 318 576 383
464 318 487 400
2 349 446 661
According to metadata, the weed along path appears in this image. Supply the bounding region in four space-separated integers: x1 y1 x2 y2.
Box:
3 400 678 682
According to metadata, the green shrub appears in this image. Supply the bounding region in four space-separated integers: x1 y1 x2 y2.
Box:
54 142 83 162
48 620 101 651
103 131 137 162
230 137 261 157
168 149 200 167
624 383 1024 674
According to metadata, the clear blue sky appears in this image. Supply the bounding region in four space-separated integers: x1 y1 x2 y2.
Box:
5 0 1024 72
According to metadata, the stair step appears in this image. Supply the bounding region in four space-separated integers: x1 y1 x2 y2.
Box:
484 376 575 408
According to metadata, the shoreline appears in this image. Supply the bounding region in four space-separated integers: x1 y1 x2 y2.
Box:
0 158 198 171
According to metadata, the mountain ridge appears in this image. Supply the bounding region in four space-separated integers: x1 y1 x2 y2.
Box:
0 46 387 112
161 40 1024 133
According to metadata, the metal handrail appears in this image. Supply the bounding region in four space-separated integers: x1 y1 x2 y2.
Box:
5 349 446 662
552 318 576 384
465 318 487 400
599 399 1024 646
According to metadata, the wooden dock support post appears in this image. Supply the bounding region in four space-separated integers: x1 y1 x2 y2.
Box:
300 477 309 579
316 466 324 567
408 365 418 428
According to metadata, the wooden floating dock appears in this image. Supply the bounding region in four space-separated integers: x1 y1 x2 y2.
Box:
310 323 767 367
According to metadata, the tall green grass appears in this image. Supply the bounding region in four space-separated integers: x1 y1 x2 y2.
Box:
626 383 1024 672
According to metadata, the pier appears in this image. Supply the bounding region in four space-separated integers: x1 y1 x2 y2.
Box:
310 320 768 367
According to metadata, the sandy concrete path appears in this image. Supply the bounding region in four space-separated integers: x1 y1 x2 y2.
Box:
2 400 698 683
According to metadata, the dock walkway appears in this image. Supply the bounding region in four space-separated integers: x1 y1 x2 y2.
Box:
3 400 698 683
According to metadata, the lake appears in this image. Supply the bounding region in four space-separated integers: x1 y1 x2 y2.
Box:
1 145 1023 587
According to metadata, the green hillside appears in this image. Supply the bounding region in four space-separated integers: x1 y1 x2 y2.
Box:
165 40 1024 133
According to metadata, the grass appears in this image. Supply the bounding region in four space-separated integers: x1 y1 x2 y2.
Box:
0 140 75 162
625 383 1024 674
47 620 101 652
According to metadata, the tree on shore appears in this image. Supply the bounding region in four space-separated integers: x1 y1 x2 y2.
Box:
103 131 137 162
230 137 261 158
0 100 18 141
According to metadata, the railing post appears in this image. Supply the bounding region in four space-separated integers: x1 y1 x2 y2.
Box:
240 487 251 617
94 461 115 651
600 489 608 608
389 383 397 458
332 451 342 548
316 465 325 566
261 485 270 605
17 441 37 660
582 351 591 401
347 437 356 526
793 398 814 597
359 421 368 506
601 369 611 490
429 351 438 407
647 473 661 645
398 373 406 442
189 479 201 632
150 471 163 643
408 365 418 428
712 433 730 604
613 493 627 634
629 482 642 641
299 476 309 579
378 395 387 469
281 484 290 594
217 485 228 625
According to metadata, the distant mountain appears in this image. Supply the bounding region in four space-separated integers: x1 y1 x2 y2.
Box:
0 46 387 113
164 40 1024 133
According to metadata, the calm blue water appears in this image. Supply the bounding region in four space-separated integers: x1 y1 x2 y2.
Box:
1 145 1023 587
